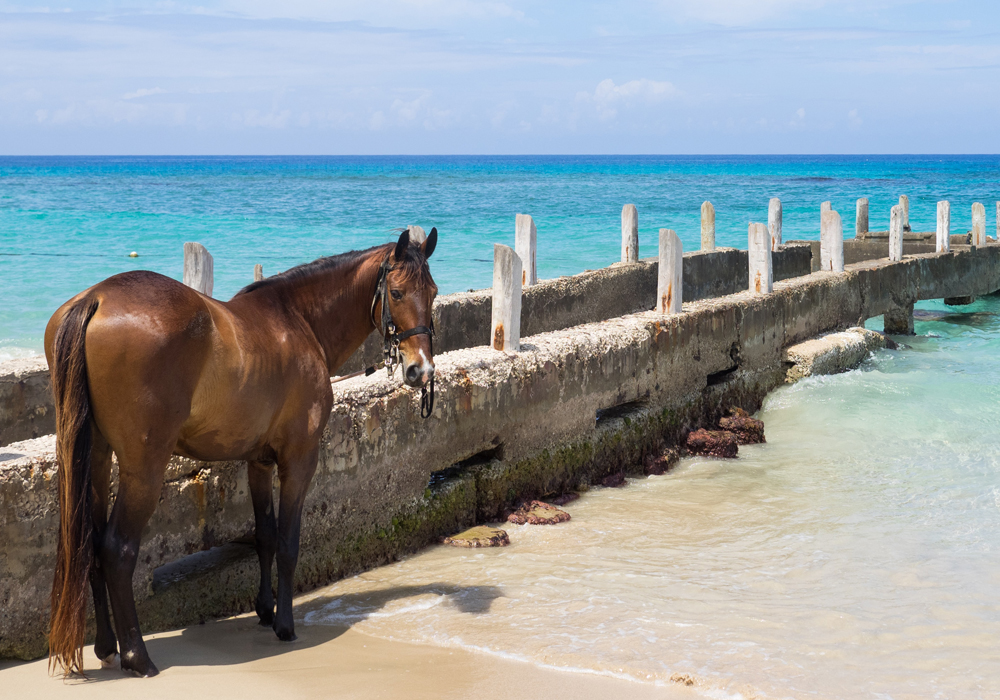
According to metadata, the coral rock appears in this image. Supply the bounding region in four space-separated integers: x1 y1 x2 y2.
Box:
443 526 510 548
507 500 572 525
685 429 738 458
718 408 765 445
643 448 679 475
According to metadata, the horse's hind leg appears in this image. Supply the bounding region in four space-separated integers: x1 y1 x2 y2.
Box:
89 429 118 668
273 449 319 641
102 447 172 678
248 460 277 626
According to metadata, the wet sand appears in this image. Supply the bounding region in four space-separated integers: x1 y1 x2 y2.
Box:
0 612 688 700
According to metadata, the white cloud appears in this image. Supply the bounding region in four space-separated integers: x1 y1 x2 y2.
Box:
122 87 166 100
577 78 678 121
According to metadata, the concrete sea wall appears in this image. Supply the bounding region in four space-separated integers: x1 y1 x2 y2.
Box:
2 243 999 660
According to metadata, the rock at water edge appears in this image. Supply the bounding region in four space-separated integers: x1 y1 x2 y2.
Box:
718 407 765 445
443 526 510 548
507 500 572 525
685 429 738 458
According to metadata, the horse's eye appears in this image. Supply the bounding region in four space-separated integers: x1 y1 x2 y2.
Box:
390 290 403 301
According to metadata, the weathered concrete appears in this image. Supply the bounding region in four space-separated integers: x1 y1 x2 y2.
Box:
783 327 886 382
748 223 772 294
768 198 782 250
182 242 213 297
701 201 715 251
5 245 1000 659
621 204 638 264
856 198 869 237
491 244 522 351
515 214 537 287
884 302 915 335
937 201 951 253
0 358 53 448
657 229 682 314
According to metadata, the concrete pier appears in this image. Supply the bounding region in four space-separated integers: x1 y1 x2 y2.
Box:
657 228 682 314
820 209 845 272
515 214 538 286
621 204 638 264
937 201 951 254
900 195 910 232
748 222 772 294
856 198 869 238
890 205 904 262
884 302 915 335
4 232 1000 660
768 198 782 250
972 203 987 247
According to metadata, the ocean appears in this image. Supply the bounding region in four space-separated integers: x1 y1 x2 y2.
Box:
2 154 999 358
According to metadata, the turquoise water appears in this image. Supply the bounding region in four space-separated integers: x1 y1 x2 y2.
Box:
300 299 1000 698
2 155 999 357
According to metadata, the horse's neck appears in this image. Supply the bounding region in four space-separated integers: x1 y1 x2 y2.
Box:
292 252 383 374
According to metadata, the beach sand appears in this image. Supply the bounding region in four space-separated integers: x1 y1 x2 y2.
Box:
0 612 688 700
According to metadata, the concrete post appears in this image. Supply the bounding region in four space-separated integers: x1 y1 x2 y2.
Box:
621 204 638 263
491 244 522 352
996 202 1000 241
768 198 782 251
701 201 715 251
884 302 915 335
407 225 427 244
515 213 537 286
254 264 264 282
899 195 910 232
856 198 869 238
821 201 831 214
183 242 214 297
936 201 950 253
748 222 773 295
972 203 986 247
657 228 682 314
889 205 904 262
820 209 845 272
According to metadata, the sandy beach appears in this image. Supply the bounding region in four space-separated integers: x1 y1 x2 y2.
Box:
0 611 689 700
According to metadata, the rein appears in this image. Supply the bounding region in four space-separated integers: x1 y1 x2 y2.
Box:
330 253 435 419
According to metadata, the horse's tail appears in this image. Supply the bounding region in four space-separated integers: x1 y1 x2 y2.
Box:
48 297 100 676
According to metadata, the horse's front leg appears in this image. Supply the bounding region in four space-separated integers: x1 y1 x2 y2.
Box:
247 460 277 626
273 448 319 641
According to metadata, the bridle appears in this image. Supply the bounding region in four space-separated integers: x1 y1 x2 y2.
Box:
367 253 436 418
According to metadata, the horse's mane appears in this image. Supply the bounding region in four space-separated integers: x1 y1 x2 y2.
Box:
234 242 435 298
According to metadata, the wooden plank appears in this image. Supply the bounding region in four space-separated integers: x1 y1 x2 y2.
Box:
889 205 904 261
515 214 538 286
768 197 782 250
183 242 214 297
621 204 638 263
657 228 682 313
701 201 715 251
491 244 522 352
820 209 844 272
748 222 772 294
937 201 951 253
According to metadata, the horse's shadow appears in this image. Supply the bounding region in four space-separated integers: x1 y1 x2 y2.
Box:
74 583 502 680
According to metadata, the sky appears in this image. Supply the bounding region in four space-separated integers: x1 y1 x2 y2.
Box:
1 0 999 154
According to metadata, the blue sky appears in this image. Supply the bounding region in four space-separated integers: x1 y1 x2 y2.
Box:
2 1 999 154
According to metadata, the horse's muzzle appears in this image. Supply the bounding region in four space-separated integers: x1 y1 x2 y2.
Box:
404 362 434 388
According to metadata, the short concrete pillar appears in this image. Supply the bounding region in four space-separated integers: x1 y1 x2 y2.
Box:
820 209 845 272
407 225 427 244
621 204 638 263
856 198 869 238
701 201 715 251
748 222 773 295
657 228 682 314
821 201 832 214
936 201 950 253
972 202 986 247
515 213 537 286
254 264 264 282
899 195 910 232
884 302 914 335
768 198 782 251
491 244 522 352
889 205 904 262
183 242 214 297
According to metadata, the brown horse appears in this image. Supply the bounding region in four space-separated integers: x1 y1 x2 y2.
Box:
44 229 438 677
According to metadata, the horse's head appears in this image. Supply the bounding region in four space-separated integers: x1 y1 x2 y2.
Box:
384 228 439 388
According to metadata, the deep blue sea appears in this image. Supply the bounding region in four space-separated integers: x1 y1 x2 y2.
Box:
2 155 999 357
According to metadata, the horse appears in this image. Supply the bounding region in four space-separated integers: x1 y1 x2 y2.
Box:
44 229 439 677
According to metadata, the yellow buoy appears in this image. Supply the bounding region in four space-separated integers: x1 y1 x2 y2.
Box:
129 252 139 258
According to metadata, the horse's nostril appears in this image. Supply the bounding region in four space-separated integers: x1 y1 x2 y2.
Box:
405 365 420 383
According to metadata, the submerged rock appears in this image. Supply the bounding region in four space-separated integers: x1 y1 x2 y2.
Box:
507 500 572 524
443 526 510 548
549 492 580 506
718 407 765 445
685 429 738 458
600 471 626 488
643 448 680 475
783 327 886 382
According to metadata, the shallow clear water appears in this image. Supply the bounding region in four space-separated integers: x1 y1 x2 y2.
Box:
3 154 1000 358
298 299 1000 699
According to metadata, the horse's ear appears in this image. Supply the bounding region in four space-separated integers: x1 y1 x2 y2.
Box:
422 227 437 259
393 229 410 262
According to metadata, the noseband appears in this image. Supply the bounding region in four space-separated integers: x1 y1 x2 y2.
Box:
369 254 436 419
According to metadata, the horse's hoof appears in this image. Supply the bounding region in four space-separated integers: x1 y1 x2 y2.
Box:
100 652 119 670
120 654 159 678
255 603 275 627
273 625 297 642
